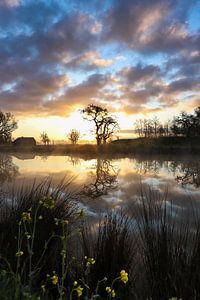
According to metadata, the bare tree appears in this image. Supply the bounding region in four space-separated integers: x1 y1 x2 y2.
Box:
152 116 160 137
101 116 119 144
0 111 17 144
134 117 172 138
68 129 80 144
40 132 50 145
82 104 118 145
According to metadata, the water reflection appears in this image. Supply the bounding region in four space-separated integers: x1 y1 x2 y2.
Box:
82 158 118 198
0 154 19 185
0 153 200 214
171 161 200 188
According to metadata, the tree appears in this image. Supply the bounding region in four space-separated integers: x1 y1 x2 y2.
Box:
134 117 172 137
0 111 17 144
40 132 50 145
82 104 118 145
171 107 200 137
101 116 119 144
68 129 80 144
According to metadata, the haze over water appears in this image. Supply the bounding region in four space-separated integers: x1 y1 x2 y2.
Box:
1 153 200 216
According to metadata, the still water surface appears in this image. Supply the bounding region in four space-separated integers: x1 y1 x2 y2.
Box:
1 153 200 215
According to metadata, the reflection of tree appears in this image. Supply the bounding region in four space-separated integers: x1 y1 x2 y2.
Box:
82 159 118 198
68 156 81 166
0 154 19 184
135 159 163 175
171 161 200 188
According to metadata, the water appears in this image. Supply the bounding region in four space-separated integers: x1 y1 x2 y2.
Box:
0 153 200 215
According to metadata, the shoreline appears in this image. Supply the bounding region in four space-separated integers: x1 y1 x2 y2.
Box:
0 137 200 158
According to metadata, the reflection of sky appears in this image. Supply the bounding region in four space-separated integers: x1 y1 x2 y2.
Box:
3 155 200 215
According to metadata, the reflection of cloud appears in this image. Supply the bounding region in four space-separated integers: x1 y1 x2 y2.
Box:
3 155 200 216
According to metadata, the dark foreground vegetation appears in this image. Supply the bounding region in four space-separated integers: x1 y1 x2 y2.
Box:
0 181 200 299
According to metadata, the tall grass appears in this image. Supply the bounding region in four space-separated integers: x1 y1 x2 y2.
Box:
1 181 200 299
133 188 200 300
0 179 78 299
81 188 200 300
81 212 137 299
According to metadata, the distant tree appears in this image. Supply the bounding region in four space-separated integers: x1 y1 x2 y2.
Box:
82 104 118 145
0 111 17 144
40 132 50 145
68 129 80 144
152 116 160 137
134 117 172 138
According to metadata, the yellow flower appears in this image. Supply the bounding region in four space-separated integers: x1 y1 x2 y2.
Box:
75 285 83 297
73 281 78 286
40 196 55 209
38 215 43 220
41 284 46 294
111 289 116 298
51 275 58 285
106 287 112 293
62 219 69 225
106 287 115 298
22 212 32 223
79 208 85 218
120 270 128 284
16 251 24 257
86 257 96 267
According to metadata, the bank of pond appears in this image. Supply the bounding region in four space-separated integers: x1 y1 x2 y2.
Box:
0 137 200 157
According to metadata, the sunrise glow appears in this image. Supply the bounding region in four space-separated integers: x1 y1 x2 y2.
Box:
0 0 200 142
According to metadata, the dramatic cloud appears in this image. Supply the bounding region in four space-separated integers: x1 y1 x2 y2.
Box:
0 0 199 121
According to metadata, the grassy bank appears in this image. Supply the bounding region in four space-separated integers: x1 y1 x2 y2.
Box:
0 181 200 299
0 137 200 157
111 136 200 155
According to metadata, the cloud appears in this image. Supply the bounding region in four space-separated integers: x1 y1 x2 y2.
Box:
119 64 160 85
43 73 109 116
0 73 70 115
0 0 199 120
0 0 21 7
104 0 199 54
64 51 113 70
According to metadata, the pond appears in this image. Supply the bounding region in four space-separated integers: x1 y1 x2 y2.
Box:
0 152 200 216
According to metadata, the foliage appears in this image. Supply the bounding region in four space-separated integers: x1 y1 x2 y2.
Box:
0 111 17 144
68 129 80 144
1 181 200 299
82 104 119 145
171 107 200 137
0 181 129 300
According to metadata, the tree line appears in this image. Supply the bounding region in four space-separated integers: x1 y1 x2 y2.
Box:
0 105 200 145
134 107 200 138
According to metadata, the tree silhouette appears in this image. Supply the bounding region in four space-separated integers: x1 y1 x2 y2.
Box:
40 132 50 145
171 107 200 137
0 111 17 144
82 104 118 145
68 129 80 144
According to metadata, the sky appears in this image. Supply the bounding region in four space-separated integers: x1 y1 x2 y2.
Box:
0 0 200 141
